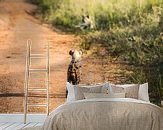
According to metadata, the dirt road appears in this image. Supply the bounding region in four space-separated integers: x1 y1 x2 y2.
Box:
0 0 125 113
0 0 80 113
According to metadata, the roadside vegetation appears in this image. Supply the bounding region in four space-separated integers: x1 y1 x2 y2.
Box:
26 0 163 105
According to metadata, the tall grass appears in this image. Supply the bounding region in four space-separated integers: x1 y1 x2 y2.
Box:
27 0 163 29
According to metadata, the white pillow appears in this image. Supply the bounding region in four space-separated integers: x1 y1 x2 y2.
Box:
66 82 75 102
84 93 126 99
111 84 139 99
112 84 136 88
66 82 109 102
138 83 150 102
101 82 112 94
110 83 150 102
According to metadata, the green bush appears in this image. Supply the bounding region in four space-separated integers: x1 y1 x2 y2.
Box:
50 9 80 28
27 0 163 30
82 24 163 66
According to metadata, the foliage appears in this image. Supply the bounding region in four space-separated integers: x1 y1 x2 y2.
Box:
127 67 162 104
82 24 163 66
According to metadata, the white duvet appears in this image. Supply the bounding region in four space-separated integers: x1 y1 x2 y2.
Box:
22 98 163 130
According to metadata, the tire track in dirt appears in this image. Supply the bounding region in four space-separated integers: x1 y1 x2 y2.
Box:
0 0 79 113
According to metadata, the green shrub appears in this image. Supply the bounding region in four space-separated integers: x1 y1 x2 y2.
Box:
82 23 163 66
50 9 80 28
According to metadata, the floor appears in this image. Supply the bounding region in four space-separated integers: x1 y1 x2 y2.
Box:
0 114 46 130
0 122 43 130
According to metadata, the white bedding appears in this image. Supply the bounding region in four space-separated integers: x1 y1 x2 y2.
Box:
41 98 163 130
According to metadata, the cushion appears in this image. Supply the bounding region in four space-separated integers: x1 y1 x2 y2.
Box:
84 93 126 99
66 82 75 102
66 82 109 102
101 82 112 94
161 101 163 107
138 83 150 102
111 84 139 99
74 84 104 100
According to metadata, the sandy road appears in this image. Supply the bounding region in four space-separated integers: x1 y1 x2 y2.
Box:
0 0 78 113
0 0 123 113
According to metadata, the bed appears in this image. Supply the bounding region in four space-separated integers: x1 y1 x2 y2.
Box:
42 98 163 130
23 82 163 130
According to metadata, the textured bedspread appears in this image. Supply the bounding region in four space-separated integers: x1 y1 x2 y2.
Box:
41 98 163 130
